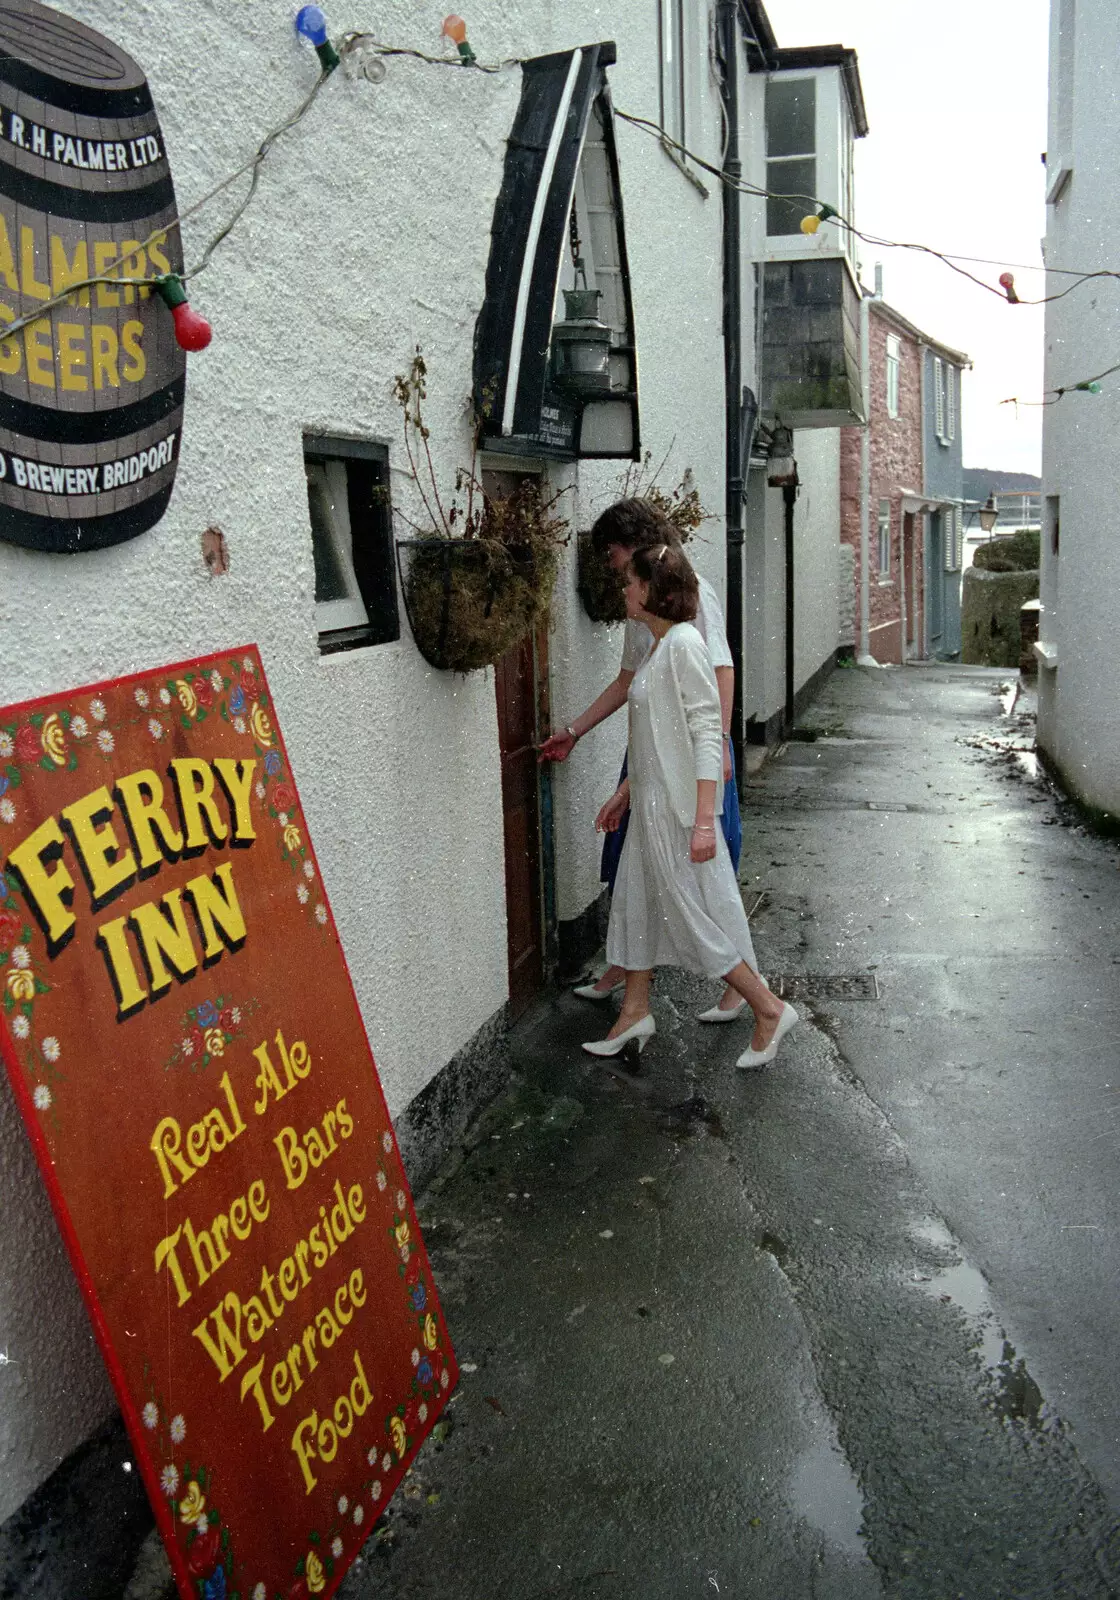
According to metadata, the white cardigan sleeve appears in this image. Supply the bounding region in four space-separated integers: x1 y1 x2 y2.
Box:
668 627 723 785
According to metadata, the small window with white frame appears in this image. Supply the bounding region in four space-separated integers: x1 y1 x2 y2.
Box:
765 76 817 237
303 435 399 654
886 334 900 419
877 497 891 578
933 358 956 445
943 506 963 572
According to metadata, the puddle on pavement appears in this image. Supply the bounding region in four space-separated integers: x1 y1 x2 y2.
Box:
787 1437 867 1557
910 1218 1049 1428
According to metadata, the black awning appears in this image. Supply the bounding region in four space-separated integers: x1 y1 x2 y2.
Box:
474 42 638 460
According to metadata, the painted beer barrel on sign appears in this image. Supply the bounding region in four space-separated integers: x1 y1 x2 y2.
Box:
0 0 185 553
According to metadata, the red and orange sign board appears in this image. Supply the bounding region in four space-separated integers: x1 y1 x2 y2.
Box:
0 648 457 1600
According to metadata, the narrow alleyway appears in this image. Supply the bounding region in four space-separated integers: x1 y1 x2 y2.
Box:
335 662 1120 1600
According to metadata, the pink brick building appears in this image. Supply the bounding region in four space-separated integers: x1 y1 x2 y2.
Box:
840 302 925 664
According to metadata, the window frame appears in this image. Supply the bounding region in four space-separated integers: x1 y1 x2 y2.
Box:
877 496 891 580
765 74 818 239
885 334 900 419
302 433 400 657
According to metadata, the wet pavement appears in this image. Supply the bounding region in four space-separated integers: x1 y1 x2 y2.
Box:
334 662 1120 1600
12 662 1120 1598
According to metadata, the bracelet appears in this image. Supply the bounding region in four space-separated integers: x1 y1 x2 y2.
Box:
565 724 580 742
693 824 716 833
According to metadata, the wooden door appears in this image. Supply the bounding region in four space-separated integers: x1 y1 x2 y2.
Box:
486 469 550 1018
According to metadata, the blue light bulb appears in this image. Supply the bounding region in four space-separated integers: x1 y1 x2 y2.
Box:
295 5 328 48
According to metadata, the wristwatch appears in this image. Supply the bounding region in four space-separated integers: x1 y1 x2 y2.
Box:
565 724 580 742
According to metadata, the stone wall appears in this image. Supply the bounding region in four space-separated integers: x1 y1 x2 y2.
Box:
961 568 1040 666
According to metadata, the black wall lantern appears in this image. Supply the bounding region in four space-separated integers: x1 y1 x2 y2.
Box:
551 284 613 397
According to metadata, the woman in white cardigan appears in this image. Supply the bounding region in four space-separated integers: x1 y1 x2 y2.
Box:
583 543 797 1069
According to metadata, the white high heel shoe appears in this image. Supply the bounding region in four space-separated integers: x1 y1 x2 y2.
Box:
572 977 625 1002
582 1013 656 1062
736 1003 799 1070
697 997 748 1024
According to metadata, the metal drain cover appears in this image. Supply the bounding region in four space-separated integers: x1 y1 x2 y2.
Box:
769 973 880 1001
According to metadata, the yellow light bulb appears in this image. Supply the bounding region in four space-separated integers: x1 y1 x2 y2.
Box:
800 214 821 236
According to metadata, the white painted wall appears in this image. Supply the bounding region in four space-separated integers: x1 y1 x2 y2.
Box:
1037 0 1120 815
793 428 841 687
0 0 740 1516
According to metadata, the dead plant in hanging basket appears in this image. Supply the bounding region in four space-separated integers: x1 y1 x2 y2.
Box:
393 350 570 672
577 448 714 625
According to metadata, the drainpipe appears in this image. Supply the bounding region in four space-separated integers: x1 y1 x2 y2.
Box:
857 280 877 665
784 482 797 733
717 0 744 772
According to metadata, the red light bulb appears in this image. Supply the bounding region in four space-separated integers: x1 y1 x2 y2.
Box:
155 274 213 351
998 271 1019 304
442 14 467 44
171 301 212 351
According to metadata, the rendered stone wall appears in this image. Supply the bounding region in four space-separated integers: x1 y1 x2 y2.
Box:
961 568 1040 667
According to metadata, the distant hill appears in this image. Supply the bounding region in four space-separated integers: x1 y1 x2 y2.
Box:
962 468 1041 499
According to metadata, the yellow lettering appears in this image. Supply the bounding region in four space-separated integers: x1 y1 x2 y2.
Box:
184 861 245 959
130 888 198 994
120 318 145 381
0 215 18 292
92 239 121 307
170 758 228 850
60 785 136 904
20 225 49 299
193 1292 247 1381
23 318 54 388
57 322 87 391
49 235 90 308
149 1115 193 1199
115 768 183 870
153 1226 192 1307
0 301 20 376
7 817 75 946
213 758 257 842
90 323 118 389
96 913 148 1015
239 1356 275 1432
274 1125 308 1190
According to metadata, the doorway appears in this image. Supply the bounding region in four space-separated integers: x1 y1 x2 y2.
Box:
484 468 552 1019
928 512 944 654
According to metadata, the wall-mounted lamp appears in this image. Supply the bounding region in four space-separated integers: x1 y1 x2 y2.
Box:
978 493 999 535
551 287 613 397
766 420 798 487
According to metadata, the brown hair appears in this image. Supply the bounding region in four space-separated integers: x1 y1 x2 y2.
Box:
590 497 681 558
629 542 699 625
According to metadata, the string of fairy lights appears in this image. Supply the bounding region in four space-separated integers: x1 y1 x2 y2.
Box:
4 7 1108 407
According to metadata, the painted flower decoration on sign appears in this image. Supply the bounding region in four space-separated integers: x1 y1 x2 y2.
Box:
179 1480 206 1524
40 713 66 767
165 993 257 1071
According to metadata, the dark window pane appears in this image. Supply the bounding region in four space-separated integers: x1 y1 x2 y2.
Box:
766 157 817 235
303 438 400 654
307 467 351 604
766 78 815 158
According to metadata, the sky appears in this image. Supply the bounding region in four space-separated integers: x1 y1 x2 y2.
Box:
773 0 1049 475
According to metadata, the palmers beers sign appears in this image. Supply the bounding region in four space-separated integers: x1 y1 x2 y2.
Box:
0 0 188 553
0 650 458 1600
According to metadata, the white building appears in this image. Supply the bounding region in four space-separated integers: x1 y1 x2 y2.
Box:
0 0 864 1531
1037 0 1120 821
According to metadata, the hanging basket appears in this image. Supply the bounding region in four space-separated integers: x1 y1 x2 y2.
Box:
397 536 560 672
576 530 627 624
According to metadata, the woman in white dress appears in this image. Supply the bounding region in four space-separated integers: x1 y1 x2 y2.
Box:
582 543 798 1070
